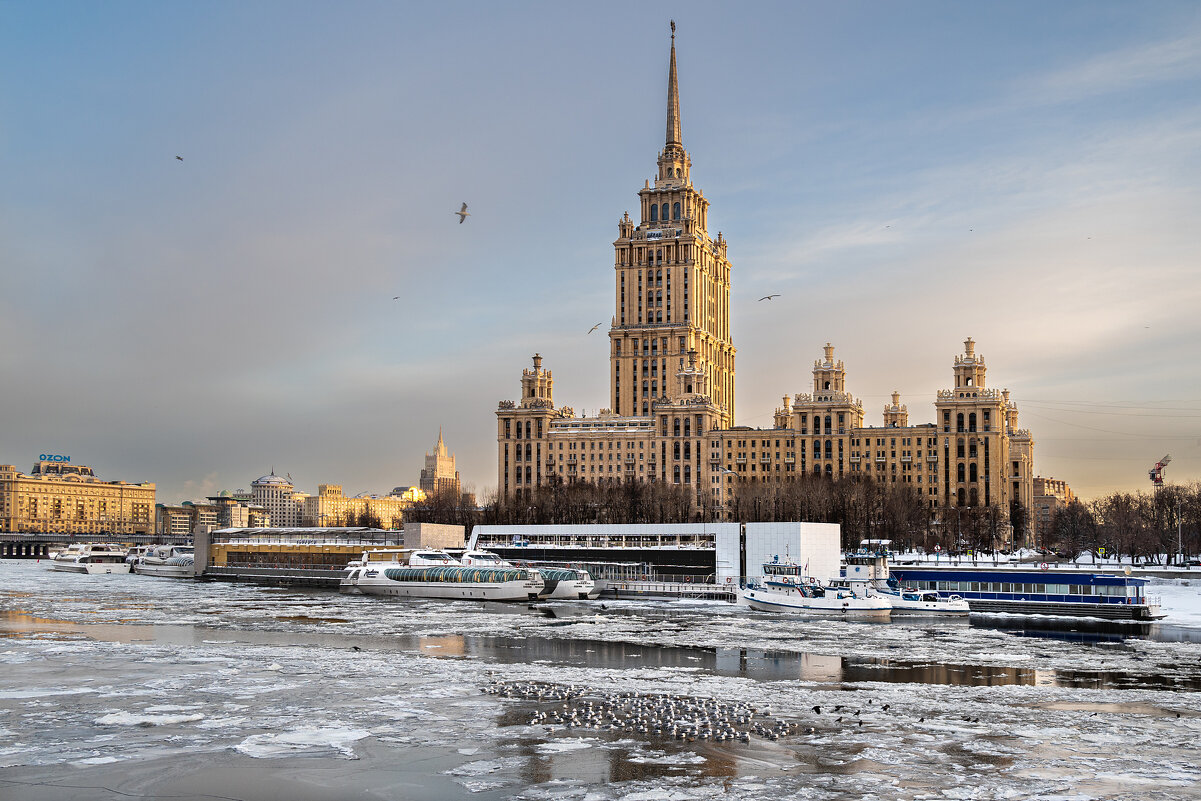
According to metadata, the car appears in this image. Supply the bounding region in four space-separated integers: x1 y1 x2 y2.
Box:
1185 559 1201 567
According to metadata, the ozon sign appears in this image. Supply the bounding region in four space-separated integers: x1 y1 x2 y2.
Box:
38 454 71 463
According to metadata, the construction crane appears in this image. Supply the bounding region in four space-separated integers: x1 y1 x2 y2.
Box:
1149 454 1171 487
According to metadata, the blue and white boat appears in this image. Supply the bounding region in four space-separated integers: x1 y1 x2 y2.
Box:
887 565 1163 621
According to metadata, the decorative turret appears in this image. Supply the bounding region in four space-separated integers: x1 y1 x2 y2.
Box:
520 353 554 408
953 337 987 389
813 343 847 395
883 391 908 428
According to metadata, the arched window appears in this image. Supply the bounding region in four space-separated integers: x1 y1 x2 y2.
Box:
656 249 662 264
673 202 680 220
825 464 833 477
649 204 657 222
969 413 977 432
957 488 966 507
956 413 965 432
825 439 833 459
969 441 977 458
673 442 680 460
969 487 979 506
824 415 832 434
969 463 978 482
661 203 669 220
824 381 831 390
957 438 965 458
957 464 965 482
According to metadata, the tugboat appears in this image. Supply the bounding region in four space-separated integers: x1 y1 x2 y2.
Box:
741 559 891 619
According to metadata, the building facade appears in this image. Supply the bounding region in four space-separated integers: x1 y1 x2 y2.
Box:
1032 476 1075 544
301 484 409 530
419 430 461 497
250 472 302 527
0 459 155 535
494 27 1036 531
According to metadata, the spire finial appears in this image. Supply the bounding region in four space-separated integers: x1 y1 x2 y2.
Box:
666 21 681 149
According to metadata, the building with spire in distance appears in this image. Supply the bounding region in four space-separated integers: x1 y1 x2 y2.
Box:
494 24 1036 538
420 430 461 497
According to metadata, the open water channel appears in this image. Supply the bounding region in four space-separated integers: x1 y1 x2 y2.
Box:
1 560 1200 800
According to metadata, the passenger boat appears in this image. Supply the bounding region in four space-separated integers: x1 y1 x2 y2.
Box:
49 543 130 574
460 550 598 600
838 542 969 616
133 545 195 578
339 548 544 602
887 565 1164 621
742 560 891 619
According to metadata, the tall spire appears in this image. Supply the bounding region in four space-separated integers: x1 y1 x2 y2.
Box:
666 20 681 149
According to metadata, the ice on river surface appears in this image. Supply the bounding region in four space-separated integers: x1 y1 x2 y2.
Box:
0 560 1200 800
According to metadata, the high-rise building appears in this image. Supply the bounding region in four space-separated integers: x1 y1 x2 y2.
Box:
250 471 300 527
1032 476 1075 543
420 430 461 497
494 25 1036 532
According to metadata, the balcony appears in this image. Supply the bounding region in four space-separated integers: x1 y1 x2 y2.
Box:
849 457 860 463
735 457 747 464
927 455 938 462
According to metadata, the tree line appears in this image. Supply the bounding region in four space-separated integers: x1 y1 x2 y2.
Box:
1047 482 1201 564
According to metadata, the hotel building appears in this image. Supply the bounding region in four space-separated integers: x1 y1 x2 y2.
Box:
0 458 155 535
496 27 1035 529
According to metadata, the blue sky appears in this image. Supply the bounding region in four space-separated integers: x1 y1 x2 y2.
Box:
2 1 1199 503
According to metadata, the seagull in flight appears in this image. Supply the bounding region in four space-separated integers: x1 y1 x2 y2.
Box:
455 202 470 224
587 323 602 334
759 294 780 301
175 155 183 161
393 296 400 300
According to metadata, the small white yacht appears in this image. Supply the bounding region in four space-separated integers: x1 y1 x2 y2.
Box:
460 550 598 600
842 540 969 616
133 545 195 578
49 543 130 575
742 560 891 619
340 548 544 602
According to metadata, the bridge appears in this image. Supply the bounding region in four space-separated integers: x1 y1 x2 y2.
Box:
0 532 193 559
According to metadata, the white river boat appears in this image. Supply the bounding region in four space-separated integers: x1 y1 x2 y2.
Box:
133 545 196 578
49 543 131 575
340 548 544 602
460 549 598 600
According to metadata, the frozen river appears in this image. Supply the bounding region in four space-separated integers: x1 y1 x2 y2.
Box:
1 560 1200 800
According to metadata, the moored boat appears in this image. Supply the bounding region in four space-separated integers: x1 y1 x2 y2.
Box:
840 541 969 616
887 565 1164 621
133 545 196 578
460 550 598 600
742 559 891 619
339 548 544 602
49 543 130 575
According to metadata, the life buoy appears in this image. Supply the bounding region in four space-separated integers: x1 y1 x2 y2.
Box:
1039 562 1049 571
725 577 732 584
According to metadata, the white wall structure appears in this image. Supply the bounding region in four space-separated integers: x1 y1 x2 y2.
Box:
469 521 841 585
743 522 842 584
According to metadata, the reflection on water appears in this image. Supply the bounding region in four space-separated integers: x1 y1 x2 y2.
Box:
3 607 1194 692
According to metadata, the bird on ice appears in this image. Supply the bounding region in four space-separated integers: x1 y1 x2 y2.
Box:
759 294 780 301
455 202 470 224
587 323 602 334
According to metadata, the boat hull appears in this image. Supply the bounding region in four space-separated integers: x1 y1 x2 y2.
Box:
134 563 194 578
879 592 970 616
51 561 131 575
743 588 891 619
342 575 541 602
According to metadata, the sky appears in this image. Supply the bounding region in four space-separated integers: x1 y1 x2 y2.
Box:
2 1 1200 504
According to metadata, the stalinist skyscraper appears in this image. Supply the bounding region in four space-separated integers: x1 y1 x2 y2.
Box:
609 20 735 425
494 24 1035 537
